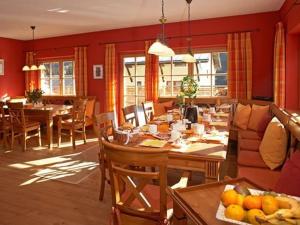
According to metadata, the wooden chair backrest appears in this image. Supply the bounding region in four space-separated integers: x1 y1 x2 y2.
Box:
142 101 154 123
7 102 25 129
102 139 169 222
122 105 139 127
0 102 5 121
94 112 116 142
72 99 87 123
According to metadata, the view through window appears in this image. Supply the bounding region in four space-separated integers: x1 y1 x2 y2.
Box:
123 56 145 107
40 60 75 96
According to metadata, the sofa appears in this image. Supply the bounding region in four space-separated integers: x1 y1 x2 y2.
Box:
235 102 295 190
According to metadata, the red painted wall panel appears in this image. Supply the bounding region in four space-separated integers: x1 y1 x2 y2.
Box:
0 38 25 97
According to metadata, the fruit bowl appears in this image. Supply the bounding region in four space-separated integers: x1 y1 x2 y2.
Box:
216 185 300 225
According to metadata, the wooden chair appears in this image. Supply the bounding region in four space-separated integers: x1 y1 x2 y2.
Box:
93 111 117 201
7 102 41 151
142 101 154 123
103 139 188 225
57 99 87 149
122 105 139 127
0 102 11 149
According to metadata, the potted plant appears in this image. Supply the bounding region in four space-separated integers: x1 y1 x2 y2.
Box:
26 88 44 105
180 76 199 123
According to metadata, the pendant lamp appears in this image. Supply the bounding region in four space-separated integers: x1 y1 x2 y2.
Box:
182 0 196 63
22 26 45 71
148 0 175 57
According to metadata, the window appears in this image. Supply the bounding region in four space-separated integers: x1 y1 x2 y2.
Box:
40 60 75 96
123 56 145 107
158 51 228 97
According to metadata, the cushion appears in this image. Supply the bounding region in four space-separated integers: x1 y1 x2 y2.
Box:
274 151 300 197
233 103 251 130
259 117 288 170
238 150 269 168
154 101 173 116
239 139 261 151
248 104 272 132
238 166 281 190
239 130 264 140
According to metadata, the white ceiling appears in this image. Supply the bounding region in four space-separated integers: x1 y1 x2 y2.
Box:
0 0 285 41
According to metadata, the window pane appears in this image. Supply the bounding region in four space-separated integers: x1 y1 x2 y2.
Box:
194 53 211 75
213 87 227 96
41 63 50 78
172 76 185 96
41 79 50 95
63 61 73 77
159 57 171 76
124 96 136 107
63 78 75 95
51 79 60 95
124 57 135 77
51 62 59 78
137 96 145 106
173 55 188 75
214 75 227 86
124 76 136 96
136 76 145 96
159 76 172 97
136 57 145 76
197 75 212 96
212 52 227 74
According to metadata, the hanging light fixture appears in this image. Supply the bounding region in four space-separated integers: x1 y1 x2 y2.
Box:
22 26 46 71
148 0 175 57
182 0 196 63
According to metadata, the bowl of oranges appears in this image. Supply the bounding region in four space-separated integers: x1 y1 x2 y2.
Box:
216 184 300 225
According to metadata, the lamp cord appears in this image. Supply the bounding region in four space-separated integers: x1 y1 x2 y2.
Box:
188 1 191 51
160 0 166 43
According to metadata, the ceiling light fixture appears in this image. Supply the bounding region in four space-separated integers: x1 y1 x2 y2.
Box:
22 26 46 71
182 0 196 63
148 0 175 57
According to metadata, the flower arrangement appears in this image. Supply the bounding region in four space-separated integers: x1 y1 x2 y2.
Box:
180 75 198 105
26 88 44 104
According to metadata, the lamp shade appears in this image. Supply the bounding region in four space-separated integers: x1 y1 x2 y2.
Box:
30 65 38 71
148 40 175 57
22 65 30 71
182 53 196 63
38 64 46 70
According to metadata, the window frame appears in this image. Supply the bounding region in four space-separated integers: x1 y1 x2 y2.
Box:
39 58 75 96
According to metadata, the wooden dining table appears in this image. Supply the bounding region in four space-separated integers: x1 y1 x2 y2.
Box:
24 104 72 149
116 110 230 182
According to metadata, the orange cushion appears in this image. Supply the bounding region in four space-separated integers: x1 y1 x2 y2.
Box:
233 103 251 130
154 101 173 116
86 99 95 118
259 117 288 170
248 104 271 132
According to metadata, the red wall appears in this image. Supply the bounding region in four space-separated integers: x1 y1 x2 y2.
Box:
0 38 24 97
280 0 300 109
21 12 279 112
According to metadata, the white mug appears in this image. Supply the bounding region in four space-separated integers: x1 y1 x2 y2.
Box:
167 114 173 122
192 123 205 135
149 124 157 134
203 113 212 122
209 107 216 114
171 130 181 141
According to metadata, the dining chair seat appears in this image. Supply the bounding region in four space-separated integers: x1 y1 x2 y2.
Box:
12 121 40 132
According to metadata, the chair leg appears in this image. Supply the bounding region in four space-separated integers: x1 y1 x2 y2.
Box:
38 127 42 146
57 126 61 148
99 165 106 201
11 131 14 150
83 126 87 144
71 129 76 149
23 133 27 152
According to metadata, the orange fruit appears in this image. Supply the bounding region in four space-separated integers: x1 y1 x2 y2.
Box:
225 204 245 221
221 190 238 207
247 209 266 225
262 195 279 215
243 195 262 210
236 194 245 207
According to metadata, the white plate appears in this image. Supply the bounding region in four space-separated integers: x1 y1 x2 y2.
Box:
216 185 300 225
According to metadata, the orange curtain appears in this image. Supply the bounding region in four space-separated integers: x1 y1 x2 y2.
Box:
25 52 39 91
74 46 88 96
227 32 252 99
145 41 159 102
273 22 286 108
105 44 117 112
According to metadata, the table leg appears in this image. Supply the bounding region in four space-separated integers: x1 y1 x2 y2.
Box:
205 161 221 183
173 202 187 225
46 117 53 149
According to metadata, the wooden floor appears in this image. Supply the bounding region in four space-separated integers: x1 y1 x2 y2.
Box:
0 129 237 225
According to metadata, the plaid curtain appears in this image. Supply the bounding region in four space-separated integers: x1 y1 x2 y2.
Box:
145 41 159 102
25 52 39 91
227 32 253 99
273 22 286 108
74 47 88 96
105 44 117 113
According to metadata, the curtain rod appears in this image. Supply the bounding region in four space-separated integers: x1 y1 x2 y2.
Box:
98 28 260 45
24 44 89 53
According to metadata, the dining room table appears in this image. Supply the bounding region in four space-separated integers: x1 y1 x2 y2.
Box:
115 109 231 183
24 104 72 149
